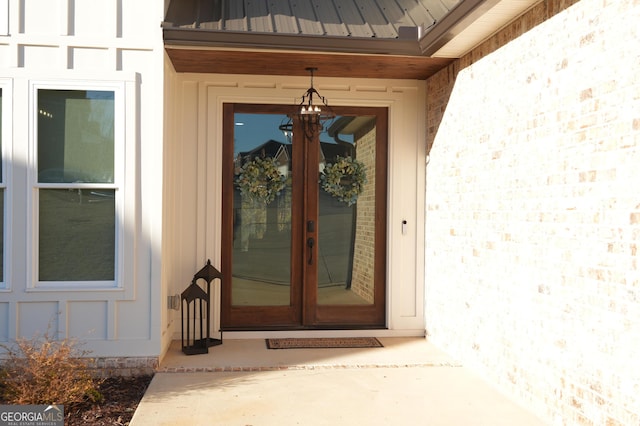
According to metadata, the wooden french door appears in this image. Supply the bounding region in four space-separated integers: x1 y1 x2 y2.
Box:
221 103 387 330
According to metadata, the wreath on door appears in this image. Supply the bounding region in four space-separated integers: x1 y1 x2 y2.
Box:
236 156 286 204
320 156 367 206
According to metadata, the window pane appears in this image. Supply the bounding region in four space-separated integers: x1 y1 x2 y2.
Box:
38 90 114 183
1 87 3 178
0 189 3 281
1 88 3 282
39 189 115 281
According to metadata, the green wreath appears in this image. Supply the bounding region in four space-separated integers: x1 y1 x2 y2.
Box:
321 156 367 206
236 156 286 204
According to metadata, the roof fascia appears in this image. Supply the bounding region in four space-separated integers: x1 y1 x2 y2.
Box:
418 0 501 56
162 26 423 56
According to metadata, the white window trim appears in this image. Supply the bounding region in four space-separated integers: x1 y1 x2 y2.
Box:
0 78 11 291
0 0 7 36
27 80 126 290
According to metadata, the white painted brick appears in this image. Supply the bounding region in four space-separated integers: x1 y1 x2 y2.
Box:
425 0 640 424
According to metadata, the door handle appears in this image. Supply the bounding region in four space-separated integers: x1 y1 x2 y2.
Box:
307 237 315 265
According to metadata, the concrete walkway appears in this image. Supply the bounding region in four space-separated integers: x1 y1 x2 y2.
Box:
130 337 547 426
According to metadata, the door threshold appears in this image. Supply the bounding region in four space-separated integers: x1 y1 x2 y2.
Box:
223 329 425 339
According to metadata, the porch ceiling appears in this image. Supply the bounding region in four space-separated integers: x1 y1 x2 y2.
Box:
164 48 454 79
163 0 541 79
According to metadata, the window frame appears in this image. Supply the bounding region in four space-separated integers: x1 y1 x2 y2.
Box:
0 78 11 290
28 80 126 290
0 0 7 36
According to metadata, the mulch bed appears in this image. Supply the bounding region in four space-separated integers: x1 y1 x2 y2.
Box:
65 374 153 426
0 374 153 426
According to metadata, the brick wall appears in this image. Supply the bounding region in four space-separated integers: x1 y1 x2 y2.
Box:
351 124 376 302
90 357 158 377
425 0 639 424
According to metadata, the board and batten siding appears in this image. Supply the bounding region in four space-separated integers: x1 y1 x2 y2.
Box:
0 0 165 373
163 72 428 337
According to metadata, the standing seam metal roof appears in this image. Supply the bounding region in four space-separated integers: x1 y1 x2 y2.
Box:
165 0 463 39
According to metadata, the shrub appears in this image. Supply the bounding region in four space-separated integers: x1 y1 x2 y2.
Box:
0 329 102 406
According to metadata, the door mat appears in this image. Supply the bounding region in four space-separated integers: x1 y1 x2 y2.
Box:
265 337 383 349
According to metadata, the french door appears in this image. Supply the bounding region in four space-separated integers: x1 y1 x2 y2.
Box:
221 103 387 330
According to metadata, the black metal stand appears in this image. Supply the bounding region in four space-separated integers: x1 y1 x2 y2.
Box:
181 280 209 355
181 260 224 355
193 259 224 348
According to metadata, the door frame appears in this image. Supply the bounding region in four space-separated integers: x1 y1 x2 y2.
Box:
220 103 387 330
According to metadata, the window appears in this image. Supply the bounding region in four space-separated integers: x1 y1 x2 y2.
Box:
32 83 124 288
0 85 4 286
0 0 7 36
0 79 10 290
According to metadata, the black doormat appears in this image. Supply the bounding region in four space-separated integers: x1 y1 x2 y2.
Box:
265 337 383 349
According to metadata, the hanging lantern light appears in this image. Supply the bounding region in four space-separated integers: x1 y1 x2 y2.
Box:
280 67 335 141
299 67 326 116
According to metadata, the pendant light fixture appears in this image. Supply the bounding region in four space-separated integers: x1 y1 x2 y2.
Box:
280 67 334 141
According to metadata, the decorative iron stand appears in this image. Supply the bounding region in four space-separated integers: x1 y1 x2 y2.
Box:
180 279 209 355
181 259 224 355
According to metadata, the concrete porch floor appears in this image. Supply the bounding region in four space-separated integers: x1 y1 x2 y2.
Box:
130 337 547 425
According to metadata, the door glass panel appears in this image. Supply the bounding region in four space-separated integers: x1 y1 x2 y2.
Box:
318 116 376 305
231 113 292 306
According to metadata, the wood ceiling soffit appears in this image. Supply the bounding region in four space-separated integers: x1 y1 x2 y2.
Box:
165 49 453 80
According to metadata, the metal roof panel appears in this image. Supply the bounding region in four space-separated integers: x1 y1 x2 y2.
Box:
394 0 437 28
373 0 418 30
270 1 299 34
246 0 272 32
310 0 349 36
291 0 324 35
165 0 462 38
224 1 248 31
355 0 396 38
423 0 452 21
333 1 372 37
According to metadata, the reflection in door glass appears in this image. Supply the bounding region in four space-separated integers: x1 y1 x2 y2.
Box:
232 113 292 306
230 112 377 308
318 116 376 305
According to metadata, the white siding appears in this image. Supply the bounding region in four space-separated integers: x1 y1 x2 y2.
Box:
163 71 427 337
0 0 8 35
0 0 166 359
